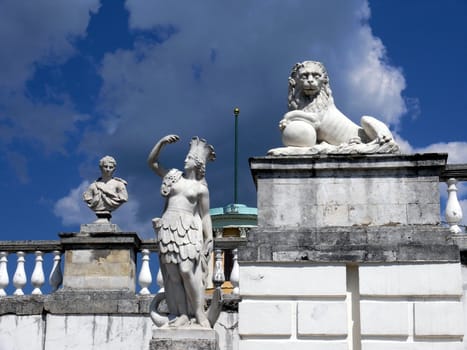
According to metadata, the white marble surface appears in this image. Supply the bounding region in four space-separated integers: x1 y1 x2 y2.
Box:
257 175 440 228
414 301 464 337
239 301 292 336
360 301 409 336
0 315 44 350
0 311 238 350
240 265 346 297
269 60 399 155
359 263 462 296
297 301 348 336
252 155 444 229
44 315 153 350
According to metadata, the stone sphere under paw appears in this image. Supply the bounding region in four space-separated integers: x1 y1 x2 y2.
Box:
282 120 317 147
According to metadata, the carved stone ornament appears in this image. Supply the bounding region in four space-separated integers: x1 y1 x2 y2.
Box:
268 60 400 155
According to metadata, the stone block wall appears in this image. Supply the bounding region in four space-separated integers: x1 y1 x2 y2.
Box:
0 293 238 350
238 262 464 350
0 315 45 350
239 264 348 350
359 263 463 350
0 294 154 350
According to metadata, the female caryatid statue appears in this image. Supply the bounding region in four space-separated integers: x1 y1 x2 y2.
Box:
148 134 215 328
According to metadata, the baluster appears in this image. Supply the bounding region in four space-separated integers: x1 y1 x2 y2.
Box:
446 178 463 234
213 248 225 289
0 252 9 296
156 265 164 292
49 250 63 292
138 249 152 295
230 248 240 294
13 251 27 295
31 251 45 295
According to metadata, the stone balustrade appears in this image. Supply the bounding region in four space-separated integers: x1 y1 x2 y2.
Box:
0 234 242 350
0 237 246 297
0 241 62 296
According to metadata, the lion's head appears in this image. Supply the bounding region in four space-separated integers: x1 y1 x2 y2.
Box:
288 60 334 113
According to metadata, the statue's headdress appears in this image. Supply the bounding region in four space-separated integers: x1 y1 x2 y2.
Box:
188 137 216 164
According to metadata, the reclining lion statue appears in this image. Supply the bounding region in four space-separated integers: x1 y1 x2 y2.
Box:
268 60 399 155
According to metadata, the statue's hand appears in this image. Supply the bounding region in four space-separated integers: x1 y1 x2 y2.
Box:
162 134 179 145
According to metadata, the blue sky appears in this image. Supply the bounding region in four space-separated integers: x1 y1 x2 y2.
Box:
1 0 466 242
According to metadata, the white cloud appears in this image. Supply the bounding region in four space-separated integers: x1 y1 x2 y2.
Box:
112 196 154 239
0 0 100 90
343 26 407 125
414 142 467 164
54 181 94 227
0 0 100 178
1 94 89 154
75 0 410 210
392 132 467 165
102 0 409 141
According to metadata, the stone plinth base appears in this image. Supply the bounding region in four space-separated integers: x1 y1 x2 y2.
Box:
150 328 218 350
80 223 121 233
239 153 464 349
250 153 447 228
59 232 140 292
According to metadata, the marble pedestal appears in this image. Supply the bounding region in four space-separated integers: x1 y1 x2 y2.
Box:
59 231 141 292
150 328 219 350
250 153 447 228
239 153 464 350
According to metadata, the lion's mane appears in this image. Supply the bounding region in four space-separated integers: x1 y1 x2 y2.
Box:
287 61 334 114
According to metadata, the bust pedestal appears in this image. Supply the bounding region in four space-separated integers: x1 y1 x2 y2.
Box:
59 230 141 292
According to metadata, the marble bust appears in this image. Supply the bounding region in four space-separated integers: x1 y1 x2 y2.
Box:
83 155 128 223
268 60 399 155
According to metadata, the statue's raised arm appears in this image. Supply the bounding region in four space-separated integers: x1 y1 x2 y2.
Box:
147 134 180 178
